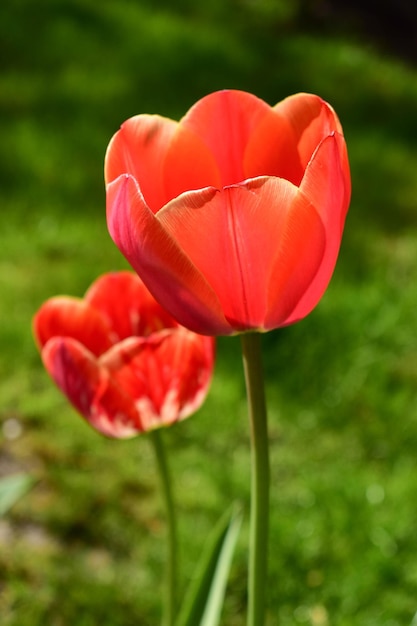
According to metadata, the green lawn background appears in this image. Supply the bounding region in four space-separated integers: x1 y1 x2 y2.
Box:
2 1 417 624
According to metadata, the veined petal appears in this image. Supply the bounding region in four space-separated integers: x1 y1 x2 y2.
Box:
283 132 351 325
33 296 113 356
153 329 215 422
104 114 177 212
85 271 177 341
106 174 231 335
244 107 303 185
159 176 310 331
274 93 343 172
163 123 221 203
265 191 326 329
174 90 271 187
42 337 143 438
101 330 215 430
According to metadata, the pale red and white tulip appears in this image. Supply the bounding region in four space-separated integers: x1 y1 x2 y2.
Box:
33 272 215 437
106 90 351 335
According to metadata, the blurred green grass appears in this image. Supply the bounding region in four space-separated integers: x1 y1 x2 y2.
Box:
2 1 417 624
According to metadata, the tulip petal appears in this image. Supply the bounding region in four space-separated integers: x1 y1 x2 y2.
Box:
101 330 215 430
264 191 326 329
163 124 222 204
33 297 113 356
244 107 303 185
106 174 231 335
169 90 271 188
274 93 343 171
282 132 351 325
158 176 325 331
42 337 143 438
104 114 177 212
85 271 177 341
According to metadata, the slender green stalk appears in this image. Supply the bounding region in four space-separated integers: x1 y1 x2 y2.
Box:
150 429 178 626
240 332 270 626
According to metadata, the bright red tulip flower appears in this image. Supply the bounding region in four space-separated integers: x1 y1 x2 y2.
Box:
105 90 351 336
33 272 215 438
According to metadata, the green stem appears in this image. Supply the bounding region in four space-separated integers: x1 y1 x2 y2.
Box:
150 429 178 626
240 332 270 626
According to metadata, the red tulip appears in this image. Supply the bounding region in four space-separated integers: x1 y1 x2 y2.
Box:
105 90 350 335
33 272 215 438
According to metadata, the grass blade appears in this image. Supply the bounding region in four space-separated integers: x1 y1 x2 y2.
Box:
0 473 35 517
176 505 242 626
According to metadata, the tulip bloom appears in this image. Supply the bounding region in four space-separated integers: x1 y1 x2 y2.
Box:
105 90 350 336
33 272 215 438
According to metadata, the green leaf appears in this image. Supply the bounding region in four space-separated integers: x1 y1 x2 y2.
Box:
199 506 242 626
176 504 242 626
0 473 35 517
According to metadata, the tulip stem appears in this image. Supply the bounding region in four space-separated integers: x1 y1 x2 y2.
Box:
150 429 178 626
240 332 270 626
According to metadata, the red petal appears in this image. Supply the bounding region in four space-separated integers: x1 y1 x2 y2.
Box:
33 297 113 356
282 132 351 325
105 114 177 212
264 191 326 329
244 107 303 185
106 174 231 335
274 93 343 174
163 122 222 203
167 90 271 188
159 176 321 331
85 271 178 341
101 331 215 430
41 338 143 438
